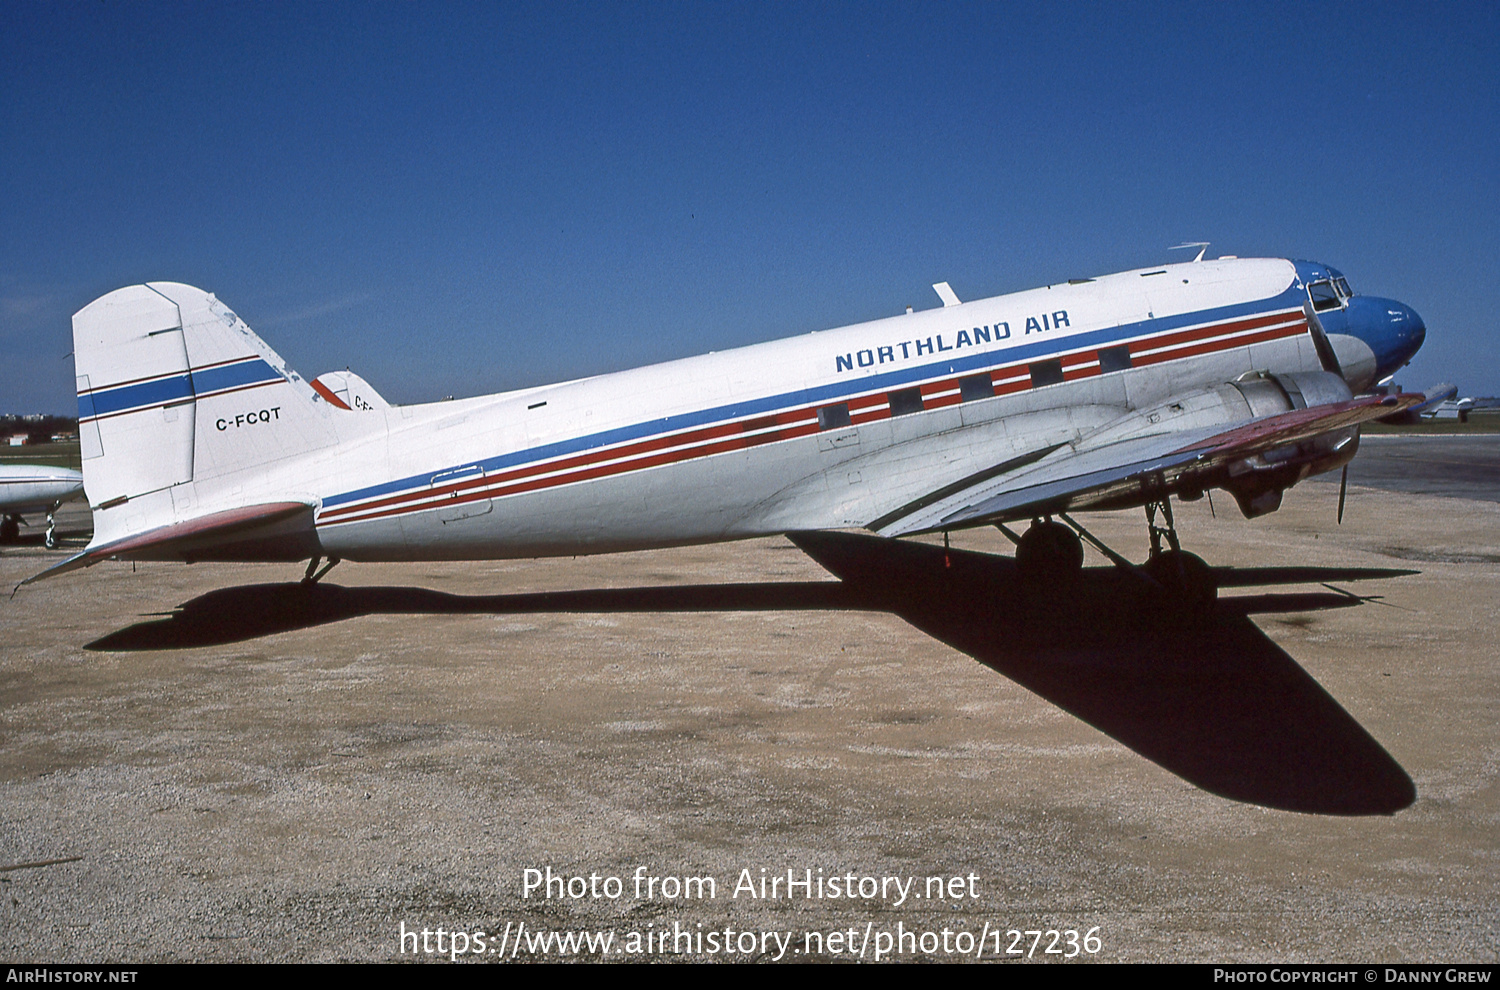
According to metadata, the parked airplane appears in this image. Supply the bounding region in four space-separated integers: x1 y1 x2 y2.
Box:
1 464 84 547
26 256 1426 597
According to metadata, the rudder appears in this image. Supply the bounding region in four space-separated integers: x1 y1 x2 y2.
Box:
73 282 337 546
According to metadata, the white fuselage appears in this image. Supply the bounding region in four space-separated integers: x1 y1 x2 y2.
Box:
236 257 1321 561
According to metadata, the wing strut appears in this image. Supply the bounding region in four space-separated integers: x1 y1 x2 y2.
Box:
1057 512 1136 571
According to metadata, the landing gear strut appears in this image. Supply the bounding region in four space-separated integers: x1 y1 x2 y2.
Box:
301 555 341 585
1003 499 1218 610
1145 499 1179 557
1141 498 1217 610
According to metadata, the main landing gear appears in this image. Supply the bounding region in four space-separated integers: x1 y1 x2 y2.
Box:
301 555 341 585
1013 519 1084 585
1 506 63 549
1137 498 1217 610
998 497 1218 610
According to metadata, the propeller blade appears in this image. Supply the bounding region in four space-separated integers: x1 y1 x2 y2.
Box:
1338 464 1348 524
1303 300 1345 378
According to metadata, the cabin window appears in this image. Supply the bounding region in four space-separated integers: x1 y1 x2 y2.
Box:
887 387 924 417
1029 359 1065 388
817 403 851 430
1308 279 1341 312
1098 345 1131 374
959 373 995 402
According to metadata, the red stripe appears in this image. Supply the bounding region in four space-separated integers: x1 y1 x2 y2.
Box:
311 379 352 409
323 308 1310 525
81 355 261 395
1132 323 1303 368
85 378 280 423
923 391 963 410
1128 310 1300 354
192 355 264 372
322 411 822 521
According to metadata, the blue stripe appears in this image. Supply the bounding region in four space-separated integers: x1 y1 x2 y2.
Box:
322 289 1305 510
82 374 193 419
78 358 281 420
193 359 280 395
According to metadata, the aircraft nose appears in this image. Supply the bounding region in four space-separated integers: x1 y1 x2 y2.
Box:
1345 296 1426 380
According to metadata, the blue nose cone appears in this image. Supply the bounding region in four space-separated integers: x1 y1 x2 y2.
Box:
1345 296 1426 380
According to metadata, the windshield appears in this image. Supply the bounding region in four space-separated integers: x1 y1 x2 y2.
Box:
1308 279 1341 312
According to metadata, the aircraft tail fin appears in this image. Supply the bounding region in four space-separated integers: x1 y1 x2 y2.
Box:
72 282 338 552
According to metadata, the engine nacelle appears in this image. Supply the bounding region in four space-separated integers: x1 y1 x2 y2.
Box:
1221 426 1359 517
1217 370 1358 517
1079 370 1358 519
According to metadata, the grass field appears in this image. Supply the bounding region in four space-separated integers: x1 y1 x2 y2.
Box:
0 441 82 469
1363 411 1500 434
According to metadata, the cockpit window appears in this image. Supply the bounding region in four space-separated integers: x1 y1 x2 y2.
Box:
1334 276 1352 298
1308 279 1341 312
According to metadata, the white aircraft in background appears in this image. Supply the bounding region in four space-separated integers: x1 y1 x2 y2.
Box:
1 464 84 548
26 255 1426 596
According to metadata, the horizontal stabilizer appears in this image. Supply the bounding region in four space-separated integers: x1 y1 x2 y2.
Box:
22 502 317 585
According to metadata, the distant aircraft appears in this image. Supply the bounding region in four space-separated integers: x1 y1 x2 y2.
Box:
1378 383 1458 424
1427 397 1476 422
28 256 1426 598
1 464 84 547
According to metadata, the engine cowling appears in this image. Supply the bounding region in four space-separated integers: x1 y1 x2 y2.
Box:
1077 370 1358 519
1218 371 1358 517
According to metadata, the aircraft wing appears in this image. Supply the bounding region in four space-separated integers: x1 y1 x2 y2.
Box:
22 502 316 585
872 393 1419 537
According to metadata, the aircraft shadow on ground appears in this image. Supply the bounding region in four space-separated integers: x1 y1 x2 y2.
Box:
88 531 1418 816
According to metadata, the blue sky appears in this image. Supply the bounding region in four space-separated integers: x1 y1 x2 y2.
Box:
3 2 1495 414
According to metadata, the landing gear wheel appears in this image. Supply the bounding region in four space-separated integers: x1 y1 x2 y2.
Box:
0 516 19 543
1144 549 1218 612
1016 520 1084 584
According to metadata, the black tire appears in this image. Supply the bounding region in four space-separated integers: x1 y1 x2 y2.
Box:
1143 549 1218 611
1015 520 1084 584
0 516 19 543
